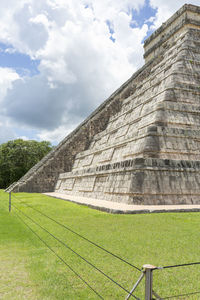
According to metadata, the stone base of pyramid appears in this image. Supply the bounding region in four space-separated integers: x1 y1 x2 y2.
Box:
55 158 200 205
44 192 200 214
8 5 200 207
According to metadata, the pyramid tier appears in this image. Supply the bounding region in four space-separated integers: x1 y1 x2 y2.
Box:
9 5 200 206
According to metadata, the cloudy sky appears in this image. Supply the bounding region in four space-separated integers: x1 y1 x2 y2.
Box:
0 0 199 145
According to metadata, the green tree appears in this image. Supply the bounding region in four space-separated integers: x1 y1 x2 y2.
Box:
0 139 53 188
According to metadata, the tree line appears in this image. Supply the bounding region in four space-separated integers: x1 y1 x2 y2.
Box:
0 139 53 189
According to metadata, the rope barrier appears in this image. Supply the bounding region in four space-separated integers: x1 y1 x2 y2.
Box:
13 210 104 299
162 290 200 299
12 194 141 271
9 192 200 299
162 262 200 269
12 202 138 299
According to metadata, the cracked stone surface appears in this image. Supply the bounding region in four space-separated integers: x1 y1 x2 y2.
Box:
9 4 200 205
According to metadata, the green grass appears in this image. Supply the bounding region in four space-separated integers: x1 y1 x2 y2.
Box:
0 190 200 299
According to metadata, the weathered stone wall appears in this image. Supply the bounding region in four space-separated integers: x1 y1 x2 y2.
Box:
56 157 200 205
9 24 161 194
10 95 122 192
143 4 200 63
10 4 200 205
55 6 200 205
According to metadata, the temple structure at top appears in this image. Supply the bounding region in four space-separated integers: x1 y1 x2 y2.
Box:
9 4 200 205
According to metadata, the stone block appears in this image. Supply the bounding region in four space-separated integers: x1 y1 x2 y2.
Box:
9 4 200 206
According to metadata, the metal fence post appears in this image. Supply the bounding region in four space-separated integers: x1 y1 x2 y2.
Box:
9 192 11 212
143 264 156 300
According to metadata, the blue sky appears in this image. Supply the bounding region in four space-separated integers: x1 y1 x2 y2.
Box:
0 42 40 77
131 0 156 28
0 0 199 145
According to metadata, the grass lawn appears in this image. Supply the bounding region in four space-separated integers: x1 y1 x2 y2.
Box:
0 190 200 299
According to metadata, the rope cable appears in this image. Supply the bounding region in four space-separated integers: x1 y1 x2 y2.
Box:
13 209 104 299
162 290 200 299
12 194 141 271
162 262 200 269
12 202 137 299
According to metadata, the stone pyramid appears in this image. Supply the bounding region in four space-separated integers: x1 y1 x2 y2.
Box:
10 4 200 205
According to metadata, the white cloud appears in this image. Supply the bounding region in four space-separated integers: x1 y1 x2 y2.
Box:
2 0 200 144
0 118 17 144
5 0 199 145
0 0 149 144
5 48 17 54
37 124 77 144
0 67 20 101
1 0 199 146
0 0 29 48
0 68 21 143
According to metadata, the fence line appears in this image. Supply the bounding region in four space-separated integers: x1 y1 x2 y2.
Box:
162 261 200 269
13 210 104 299
161 290 200 299
6 192 200 299
12 202 137 299
150 265 200 299
11 193 141 271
